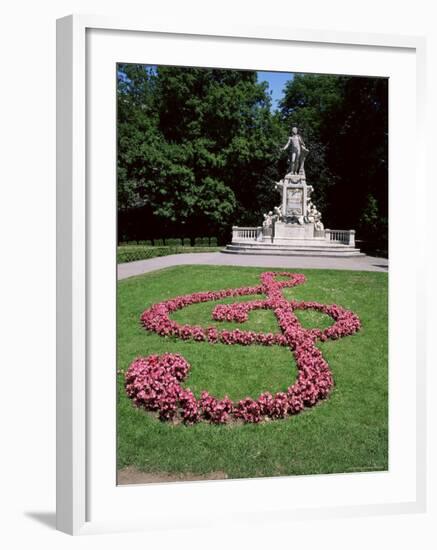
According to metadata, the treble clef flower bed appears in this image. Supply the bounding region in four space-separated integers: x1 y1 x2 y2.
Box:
125 272 361 424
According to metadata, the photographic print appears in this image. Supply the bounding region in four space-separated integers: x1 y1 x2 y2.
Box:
116 64 388 485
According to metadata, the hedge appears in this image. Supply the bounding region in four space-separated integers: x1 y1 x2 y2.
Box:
118 236 219 247
117 245 221 264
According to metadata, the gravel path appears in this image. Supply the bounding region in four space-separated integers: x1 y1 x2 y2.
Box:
118 252 388 280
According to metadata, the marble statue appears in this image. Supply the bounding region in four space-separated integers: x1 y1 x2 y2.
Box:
282 126 309 175
262 126 324 231
262 211 275 228
273 206 282 221
306 201 319 223
227 122 361 255
306 201 324 230
262 210 277 240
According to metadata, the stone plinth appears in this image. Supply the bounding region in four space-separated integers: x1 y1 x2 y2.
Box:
276 174 314 222
273 221 317 244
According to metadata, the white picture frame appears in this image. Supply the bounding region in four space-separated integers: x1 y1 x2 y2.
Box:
56 14 427 535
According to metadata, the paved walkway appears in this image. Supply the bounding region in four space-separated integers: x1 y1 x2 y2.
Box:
118 252 388 280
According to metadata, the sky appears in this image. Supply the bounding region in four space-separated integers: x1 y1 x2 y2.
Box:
257 71 294 111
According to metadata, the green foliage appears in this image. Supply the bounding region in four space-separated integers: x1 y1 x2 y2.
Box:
360 194 379 232
358 194 388 256
117 265 388 478
194 237 210 246
118 66 388 252
117 64 283 241
117 245 221 264
280 74 388 251
165 238 183 247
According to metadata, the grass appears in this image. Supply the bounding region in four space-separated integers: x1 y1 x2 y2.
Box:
117 245 222 264
117 265 388 479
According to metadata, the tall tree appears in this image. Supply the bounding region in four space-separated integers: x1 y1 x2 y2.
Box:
280 73 388 251
117 65 283 242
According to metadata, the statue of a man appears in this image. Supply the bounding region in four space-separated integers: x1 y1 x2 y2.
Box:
282 126 309 175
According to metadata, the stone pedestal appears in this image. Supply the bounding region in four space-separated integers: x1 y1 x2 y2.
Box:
273 221 323 245
262 226 273 243
277 173 313 222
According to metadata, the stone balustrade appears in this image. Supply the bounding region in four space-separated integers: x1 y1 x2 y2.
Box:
231 226 356 247
325 229 356 246
232 226 263 242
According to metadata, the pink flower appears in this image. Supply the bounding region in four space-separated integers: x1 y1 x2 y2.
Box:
126 271 361 424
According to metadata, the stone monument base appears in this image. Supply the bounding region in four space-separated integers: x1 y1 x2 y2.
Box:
224 241 363 257
227 146 362 257
223 243 363 257
225 222 363 257
273 221 316 244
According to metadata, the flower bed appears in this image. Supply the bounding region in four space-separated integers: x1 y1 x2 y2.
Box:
125 272 361 424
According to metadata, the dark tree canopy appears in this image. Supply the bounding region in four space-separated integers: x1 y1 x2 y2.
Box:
117 64 283 242
117 65 388 252
280 74 388 251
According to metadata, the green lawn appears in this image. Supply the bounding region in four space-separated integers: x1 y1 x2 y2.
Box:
117 265 388 479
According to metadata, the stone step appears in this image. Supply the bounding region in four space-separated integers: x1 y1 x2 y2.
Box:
229 242 354 250
222 244 364 257
222 249 364 257
226 243 360 251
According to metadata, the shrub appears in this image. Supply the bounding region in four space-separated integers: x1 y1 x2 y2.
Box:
117 245 222 264
194 237 210 246
166 238 183 246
